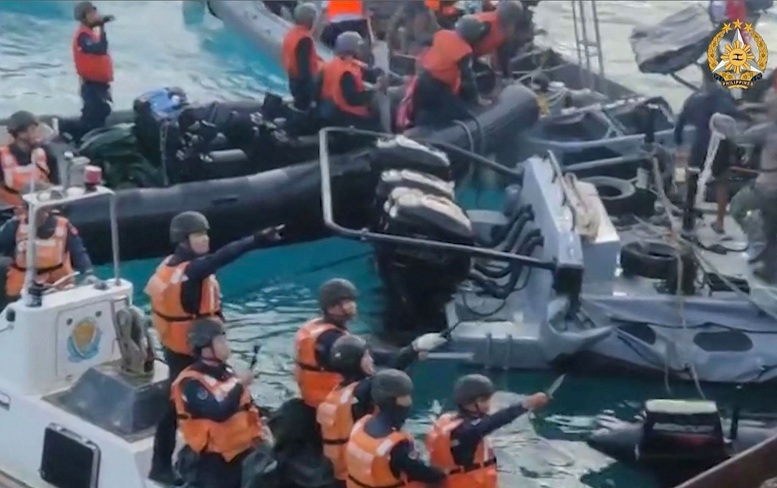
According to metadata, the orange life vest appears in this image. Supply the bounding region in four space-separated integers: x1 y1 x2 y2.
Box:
282 25 323 80
472 11 507 57
294 318 345 407
320 56 370 117
327 0 364 21
171 366 263 462
425 0 459 16
421 30 473 94
145 256 222 355
426 412 498 488
6 215 75 298
345 415 424 488
317 382 359 480
0 145 50 207
72 24 114 83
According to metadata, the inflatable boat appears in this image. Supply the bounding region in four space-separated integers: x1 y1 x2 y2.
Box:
202 0 689 169
0 82 538 264
588 399 776 487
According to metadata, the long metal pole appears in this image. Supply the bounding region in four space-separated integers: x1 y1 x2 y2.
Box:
590 0 606 94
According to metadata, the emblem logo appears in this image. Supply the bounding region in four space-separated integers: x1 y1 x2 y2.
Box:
707 19 768 90
67 317 102 362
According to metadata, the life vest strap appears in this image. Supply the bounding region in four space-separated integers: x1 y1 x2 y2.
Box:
322 437 349 445
296 361 327 372
10 262 64 273
152 310 222 323
346 476 404 488
449 457 497 474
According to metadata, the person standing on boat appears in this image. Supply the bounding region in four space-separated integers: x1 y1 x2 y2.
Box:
411 15 489 127
346 369 448 487
316 334 432 487
145 211 283 485
317 31 389 131
729 95 777 280
0 181 94 303
171 318 266 488
471 1 525 92
0 111 56 208
674 69 741 234
321 1 371 51
426 374 549 488
72 1 114 136
283 3 324 111
295 277 445 411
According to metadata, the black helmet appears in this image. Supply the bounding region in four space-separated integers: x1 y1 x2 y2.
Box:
371 369 413 407
188 318 224 353
455 15 485 45
495 1 524 26
73 1 96 22
453 374 495 406
293 2 317 26
330 334 368 372
7 111 39 135
318 278 358 310
169 211 209 244
335 31 364 56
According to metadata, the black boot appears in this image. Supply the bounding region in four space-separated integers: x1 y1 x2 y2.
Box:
149 462 182 486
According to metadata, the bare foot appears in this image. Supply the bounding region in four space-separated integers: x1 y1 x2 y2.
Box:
711 222 725 234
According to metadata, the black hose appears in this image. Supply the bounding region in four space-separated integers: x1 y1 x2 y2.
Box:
468 236 544 299
494 208 535 252
475 229 542 279
476 204 533 247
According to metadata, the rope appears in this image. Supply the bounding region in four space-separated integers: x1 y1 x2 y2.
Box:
648 148 707 399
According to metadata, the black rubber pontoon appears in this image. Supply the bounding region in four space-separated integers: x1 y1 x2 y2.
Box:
1 84 538 264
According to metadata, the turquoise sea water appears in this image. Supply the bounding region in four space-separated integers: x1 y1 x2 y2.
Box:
3 2 777 487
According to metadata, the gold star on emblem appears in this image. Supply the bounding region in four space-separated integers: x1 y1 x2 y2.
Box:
732 19 743 29
722 23 732 33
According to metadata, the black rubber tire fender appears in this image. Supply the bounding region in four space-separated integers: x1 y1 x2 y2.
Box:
582 176 636 216
620 240 678 279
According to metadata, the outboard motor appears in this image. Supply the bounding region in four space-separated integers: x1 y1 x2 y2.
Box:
638 399 727 486
369 136 453 181
374 169 454 223
375 187 474 342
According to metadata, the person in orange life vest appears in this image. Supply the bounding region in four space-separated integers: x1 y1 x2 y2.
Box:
72 2 115 135
146 210 283 485
426 374 549 488
0 111 57 208
321 1 371 52
345 369 447 488
317 31 389 132
472 1 525 89
295 278 447 411
171 318 265 488
317 332 435 487
283 3 323 111
0 181 94 301
412 15 489 127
